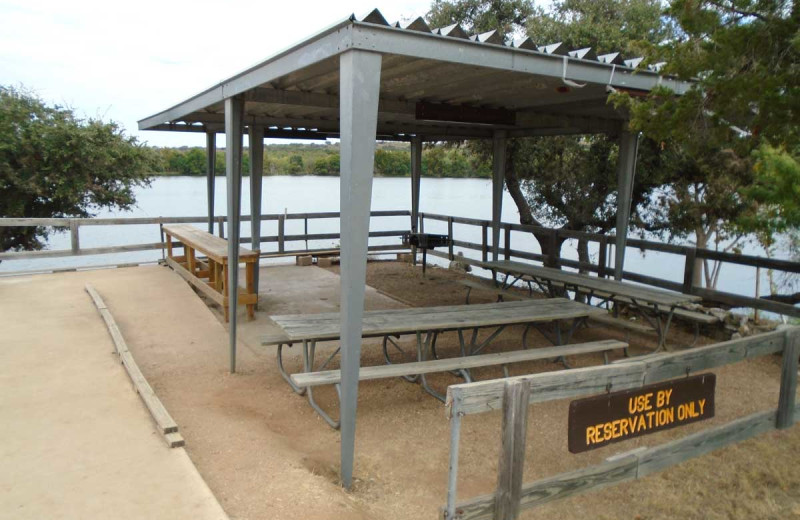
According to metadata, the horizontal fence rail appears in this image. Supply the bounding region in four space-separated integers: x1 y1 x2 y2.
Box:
419 212 800 318
0 211 411 262
442 328 800 520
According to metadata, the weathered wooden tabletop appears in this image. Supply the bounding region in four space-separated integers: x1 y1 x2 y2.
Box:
162 224 259 263
484 260 701 308
265 298 605 343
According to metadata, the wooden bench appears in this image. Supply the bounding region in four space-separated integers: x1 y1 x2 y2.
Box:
458 279 528 304
291 339 628 389
162 224 259 322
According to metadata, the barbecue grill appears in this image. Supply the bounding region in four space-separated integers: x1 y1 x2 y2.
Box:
402 233 451 274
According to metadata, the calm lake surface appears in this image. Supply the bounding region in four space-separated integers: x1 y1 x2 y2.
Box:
0 175 774 304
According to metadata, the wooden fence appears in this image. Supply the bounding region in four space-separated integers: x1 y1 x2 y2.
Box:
418 212 800 318
442 327 800 520
0 210 412 262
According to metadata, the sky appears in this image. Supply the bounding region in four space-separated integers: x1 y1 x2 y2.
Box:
0 0 433 147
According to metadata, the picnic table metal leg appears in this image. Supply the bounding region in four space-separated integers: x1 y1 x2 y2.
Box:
416 331 446 402
276 343 305 395
304 340 342 429
382 335 418 382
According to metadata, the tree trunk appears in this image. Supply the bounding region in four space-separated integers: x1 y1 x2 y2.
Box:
694 227 707 288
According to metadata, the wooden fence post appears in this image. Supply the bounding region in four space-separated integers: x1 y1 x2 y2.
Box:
218 217 225 239
278 215 285 253
69 220 80 254
482 223 488 263
504 225 511 261
777 329 799 429
548 229 559 268
495 380 531 520
683 248 697 294
448 217 454 260
598 235 608 278
420 212 425 234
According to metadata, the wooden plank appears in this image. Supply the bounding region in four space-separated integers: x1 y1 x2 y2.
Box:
166 257 224 305
495 380 530 520
777 328 799 429
291 340 628 387
84 285 181 440
447 330 790 416
163 223 258 262
447 455 638 520
449 409 777 519
589 314 653 334
268 299 605 342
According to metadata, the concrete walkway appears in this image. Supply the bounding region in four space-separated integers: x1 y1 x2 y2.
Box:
0 270 228 520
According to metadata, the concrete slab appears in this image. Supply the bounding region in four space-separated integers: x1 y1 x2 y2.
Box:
0 269 228 520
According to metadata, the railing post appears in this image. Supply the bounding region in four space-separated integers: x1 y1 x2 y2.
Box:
548 229 559 268
448 217 454 260
504 225 512 261
278 215 285 253
777 328 799 429
304 217 309 251
482 222 488 263
419 212 425 234
598 235 608 278
69 220 80 254
495 380 530 520
683 247 697 294
218 217 225 239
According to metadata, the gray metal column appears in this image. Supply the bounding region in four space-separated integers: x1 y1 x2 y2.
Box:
338 49 382 489
225 95 244 373
614 131 639 280
410 135 422 264
206 131 216 234
249 125 264 299
491 131 507 262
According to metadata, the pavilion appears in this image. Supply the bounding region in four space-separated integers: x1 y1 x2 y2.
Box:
138 8 691 488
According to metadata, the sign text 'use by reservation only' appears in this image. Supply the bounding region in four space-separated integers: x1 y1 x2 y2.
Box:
568 373 716 453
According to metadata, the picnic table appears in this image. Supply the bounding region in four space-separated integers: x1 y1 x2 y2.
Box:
262 299 611 427
162 224 259 322
484 260 702 350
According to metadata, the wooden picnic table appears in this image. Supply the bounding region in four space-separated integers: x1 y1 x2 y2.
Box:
263 299 607 426
484 259 702 350
162 224 259 322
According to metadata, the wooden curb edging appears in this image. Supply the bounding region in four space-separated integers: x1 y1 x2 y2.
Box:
85 284 184 448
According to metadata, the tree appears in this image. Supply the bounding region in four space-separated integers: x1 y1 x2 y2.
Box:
427 0 672 268
0 86 152 251
614 0 800 286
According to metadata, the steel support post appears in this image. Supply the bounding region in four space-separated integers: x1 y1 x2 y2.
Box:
410 135 422 265
614 131 639 280
225 95 244 373
206 131 216 234
338 49 382 489
249 125 264 300
492 131 507 262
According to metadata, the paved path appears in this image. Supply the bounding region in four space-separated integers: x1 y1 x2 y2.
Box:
0 269 228 520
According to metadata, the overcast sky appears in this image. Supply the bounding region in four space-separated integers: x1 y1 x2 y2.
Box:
0 0 434 147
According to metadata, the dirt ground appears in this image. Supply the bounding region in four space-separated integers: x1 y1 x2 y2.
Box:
39 260 800 520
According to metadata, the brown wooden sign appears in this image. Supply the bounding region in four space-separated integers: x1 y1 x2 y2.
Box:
568 373 716 453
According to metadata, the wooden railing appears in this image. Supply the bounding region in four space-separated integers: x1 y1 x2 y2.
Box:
0 210 412 262
418 212 800 318
442 327 800 520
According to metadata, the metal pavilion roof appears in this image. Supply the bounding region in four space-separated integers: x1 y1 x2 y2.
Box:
138 8 691 141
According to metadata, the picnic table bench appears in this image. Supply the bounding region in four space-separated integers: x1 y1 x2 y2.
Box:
162 224 259 322
261 299 616 428
484 260 703 351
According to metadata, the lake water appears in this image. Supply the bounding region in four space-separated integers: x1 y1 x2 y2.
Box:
0 175 775 304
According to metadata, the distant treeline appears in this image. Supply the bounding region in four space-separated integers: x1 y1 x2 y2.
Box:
148 142 491 178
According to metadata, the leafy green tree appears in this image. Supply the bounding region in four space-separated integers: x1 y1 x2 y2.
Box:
615 0 800 286
427 0 672 267
0 86 152 251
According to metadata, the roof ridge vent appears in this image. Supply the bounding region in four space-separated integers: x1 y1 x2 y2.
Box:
399 16 432 33
624 57 645 69
511 37 537 50
538 42 567 55
434 23 470 39
597 52 624 65
359 8 389 26
568 47 596 60
470 29 504 45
